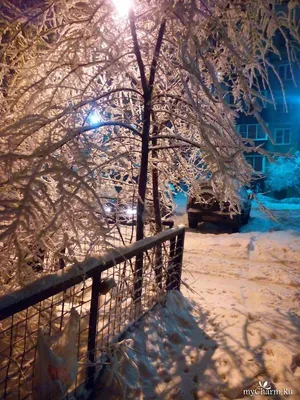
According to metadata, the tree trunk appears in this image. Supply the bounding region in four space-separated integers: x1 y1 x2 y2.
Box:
151 124 163 288
129 11 166 308
134 95 151 310
136 95 151 242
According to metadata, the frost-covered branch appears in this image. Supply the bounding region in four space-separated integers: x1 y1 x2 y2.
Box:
0 0 299 287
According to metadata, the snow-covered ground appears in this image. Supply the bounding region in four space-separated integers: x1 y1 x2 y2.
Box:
178 203 300 399
96 196 300 399
244 194 300 233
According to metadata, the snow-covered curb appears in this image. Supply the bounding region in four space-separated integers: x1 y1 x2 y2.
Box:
254 194 300 211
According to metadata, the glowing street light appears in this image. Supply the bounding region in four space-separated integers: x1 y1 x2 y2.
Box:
89 111 101 125
112 0 132 17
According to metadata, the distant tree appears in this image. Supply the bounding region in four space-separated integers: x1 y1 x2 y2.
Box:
266 152 300 195
0 0 299 286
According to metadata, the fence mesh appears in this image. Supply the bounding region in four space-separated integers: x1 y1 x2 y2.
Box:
26 221 174 275
0 227 184 400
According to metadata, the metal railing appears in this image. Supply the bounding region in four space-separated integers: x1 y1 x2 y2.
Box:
0 227 185 399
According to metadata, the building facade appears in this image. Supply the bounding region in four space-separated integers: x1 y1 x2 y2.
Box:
235 47 300 196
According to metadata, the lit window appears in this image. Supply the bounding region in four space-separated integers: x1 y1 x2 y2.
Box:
275 128 291 145
278 65 292 81
248 125 257 139
245 155 265 173
238 124 267 140
239 125 247 137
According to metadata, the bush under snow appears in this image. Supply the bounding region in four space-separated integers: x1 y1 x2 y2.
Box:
266 152 300 193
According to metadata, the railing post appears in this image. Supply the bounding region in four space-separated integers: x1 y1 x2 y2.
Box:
133 254 143 315
86 269 101 391
174 230 185 291
154 244 163 289
166 236 176 290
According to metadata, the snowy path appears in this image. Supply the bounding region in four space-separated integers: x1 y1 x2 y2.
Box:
183 229 300 287
180 227 300 399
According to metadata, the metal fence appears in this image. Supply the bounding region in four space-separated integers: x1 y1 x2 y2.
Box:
0 227 184 400
16 220 175 275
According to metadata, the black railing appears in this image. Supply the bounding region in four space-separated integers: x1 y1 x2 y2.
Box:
0 227 185 399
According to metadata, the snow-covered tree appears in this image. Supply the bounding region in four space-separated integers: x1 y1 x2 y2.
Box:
266 152 300 194
0 0 299 285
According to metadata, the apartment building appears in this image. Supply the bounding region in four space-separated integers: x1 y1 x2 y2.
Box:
235 38 300 195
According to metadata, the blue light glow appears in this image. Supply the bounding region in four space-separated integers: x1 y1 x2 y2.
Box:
89 111 101 125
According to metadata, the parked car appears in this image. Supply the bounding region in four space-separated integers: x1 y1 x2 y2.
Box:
187 185 252 232
104 198 137 225
104 196 173 226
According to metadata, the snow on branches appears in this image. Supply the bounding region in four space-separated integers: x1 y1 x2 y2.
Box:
0 0 299 285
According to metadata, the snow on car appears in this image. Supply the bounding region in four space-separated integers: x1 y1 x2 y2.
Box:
187 185 252 232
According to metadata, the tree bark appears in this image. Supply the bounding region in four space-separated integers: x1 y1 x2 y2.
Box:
152 124 163 289
136 95 152 241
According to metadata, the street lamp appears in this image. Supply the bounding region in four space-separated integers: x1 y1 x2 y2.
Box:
112 0 132 17
89 111 101 125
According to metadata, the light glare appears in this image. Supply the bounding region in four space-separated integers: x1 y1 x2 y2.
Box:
126 208 137 216
112 0 132 17
89 111 101 125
